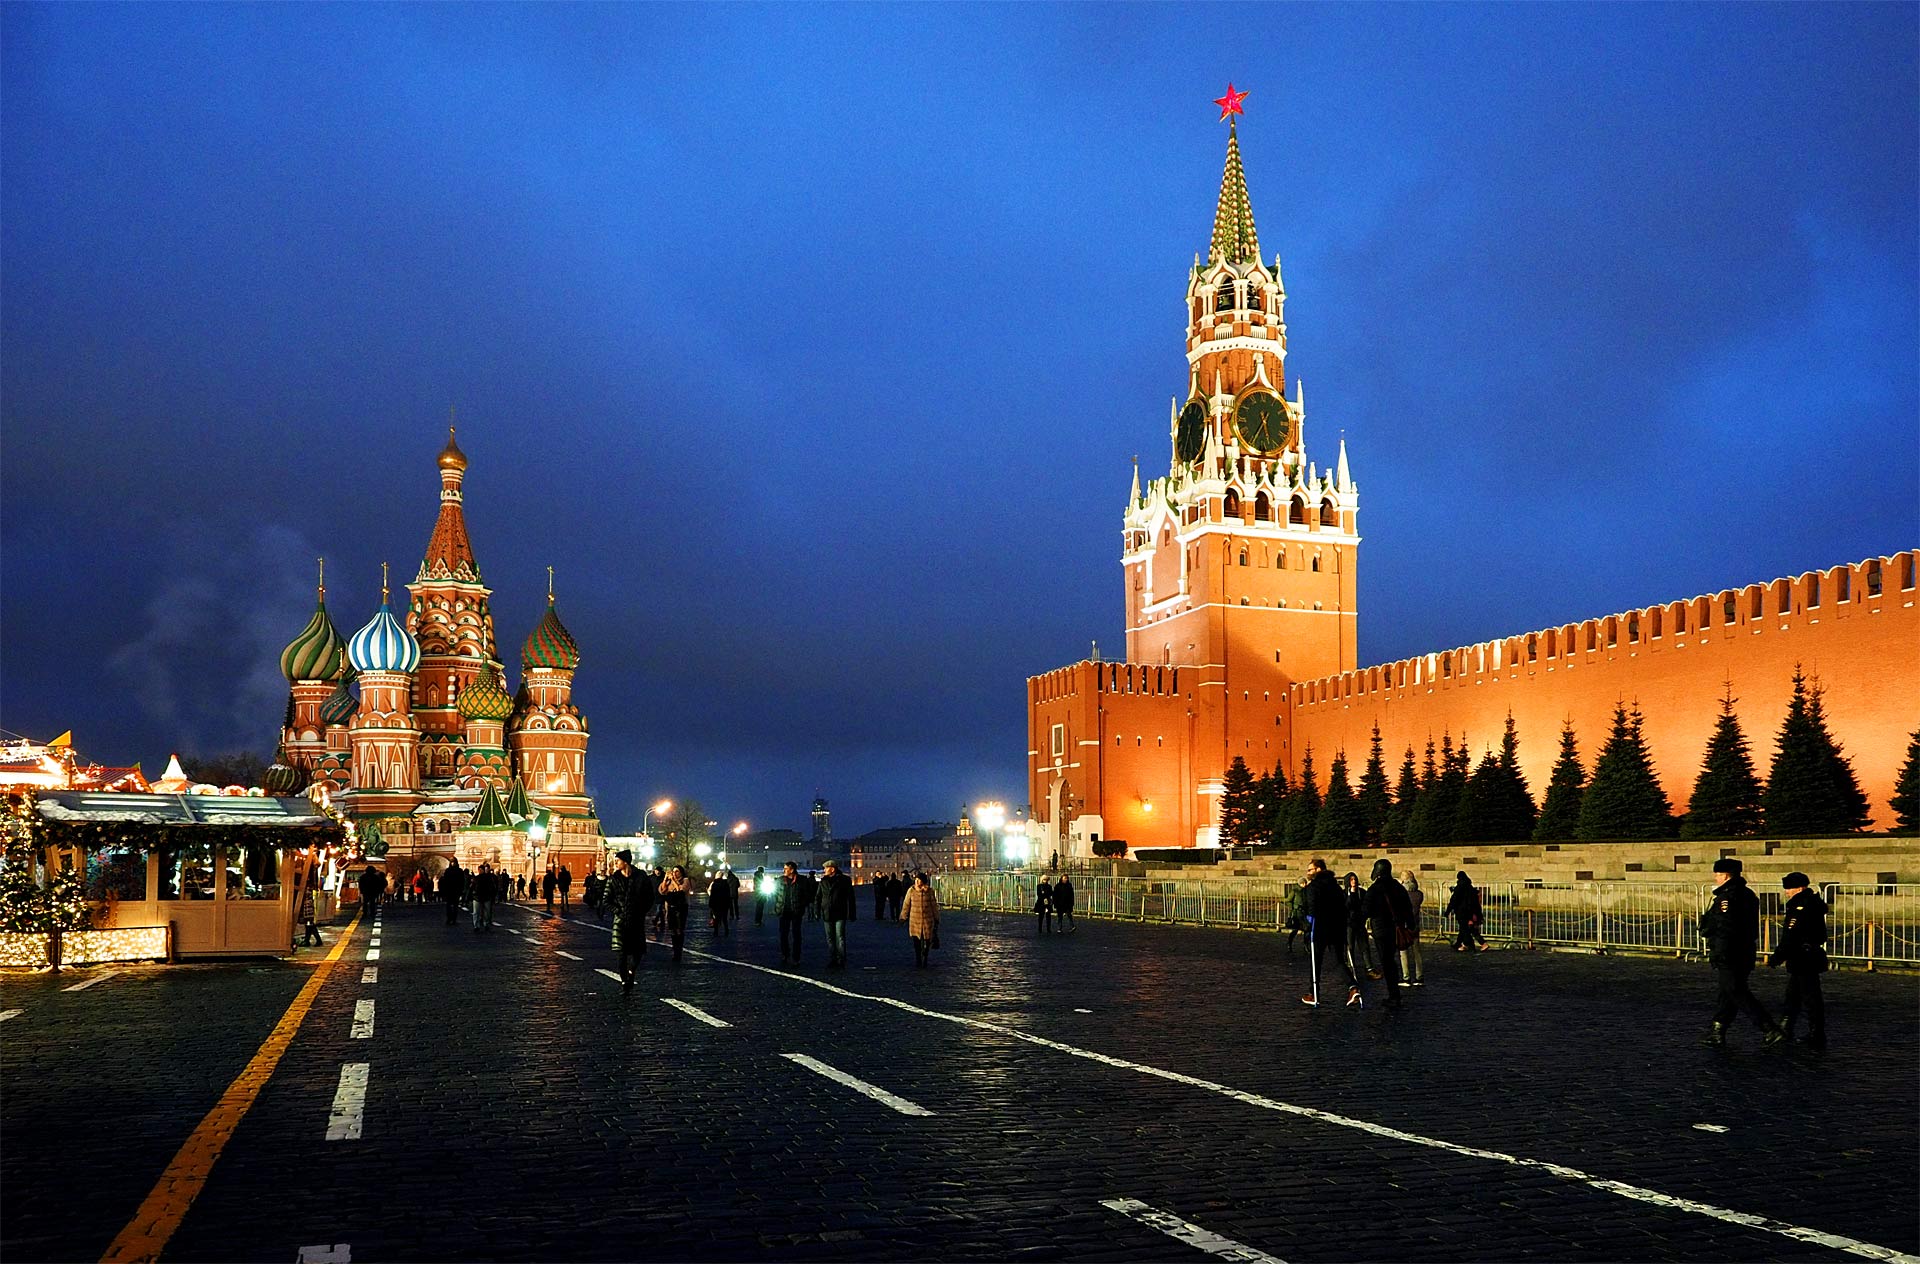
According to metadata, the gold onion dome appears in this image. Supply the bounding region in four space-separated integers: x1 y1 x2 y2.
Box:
458 665 515 722
280 595 346 682
437 426 468 472
521 596 580 670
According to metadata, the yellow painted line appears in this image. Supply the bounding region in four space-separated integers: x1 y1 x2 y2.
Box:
99 911 364 1264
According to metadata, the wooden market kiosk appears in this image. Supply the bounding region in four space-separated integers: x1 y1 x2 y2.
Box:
36 791 346 958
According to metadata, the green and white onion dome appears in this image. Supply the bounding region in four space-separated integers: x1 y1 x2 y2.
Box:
521 598 580 670
348 596 421 674
280 598 346 681
319 675 359 727
263 745 305 795
457 665 514 722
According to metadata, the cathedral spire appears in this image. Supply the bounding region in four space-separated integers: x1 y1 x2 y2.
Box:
1208 106 1259 267
421 425 480 582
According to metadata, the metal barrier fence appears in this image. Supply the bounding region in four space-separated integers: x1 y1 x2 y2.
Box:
932 873 1920 968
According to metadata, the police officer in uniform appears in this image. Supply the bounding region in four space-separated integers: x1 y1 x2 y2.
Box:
1700 857 1784 1048
1768 871 1828 1049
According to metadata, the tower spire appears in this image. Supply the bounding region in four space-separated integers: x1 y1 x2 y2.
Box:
1208 91 1259 267
317 556 326 601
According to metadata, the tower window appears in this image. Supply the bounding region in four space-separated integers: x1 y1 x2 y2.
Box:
1247 287 1263 313
1311 555 1321 572
1224 490 1240 517
1320 499 1338 527
1238 548 1248 566
1255 492 1271 521
1277 550 1287 570
1290 497 1308 524
1215 279 1235 313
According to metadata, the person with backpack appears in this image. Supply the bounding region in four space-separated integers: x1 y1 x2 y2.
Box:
1365 859 1417 1010
1446 872 1486 951
1285 882 1309 956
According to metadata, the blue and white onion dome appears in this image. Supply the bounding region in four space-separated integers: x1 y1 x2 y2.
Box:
347 573 421 674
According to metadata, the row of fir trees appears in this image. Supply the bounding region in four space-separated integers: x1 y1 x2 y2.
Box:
1218 667 1919 848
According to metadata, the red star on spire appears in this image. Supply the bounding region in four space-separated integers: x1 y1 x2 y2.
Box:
1214 83 1248 121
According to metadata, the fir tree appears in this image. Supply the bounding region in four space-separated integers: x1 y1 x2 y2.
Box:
1490 711 1539 840
1763 667 1870 835
1891 729 1920 835
1357 725 1392 845
1283 746 1320 849
1262 762 1293 846
1533 720 1586 841
1218 756 1258 847
1453 749 1502 842
1405 737 1444 846
1314 750 1367 849
1382 747 1419 845
1576 703 1674 840
1681 687 1763 839
1414 733 1468 844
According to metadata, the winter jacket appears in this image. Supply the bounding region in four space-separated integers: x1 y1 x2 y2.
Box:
1700 876 1761 968
816 872 858 921
903 885 940 939
773 876 804 917
1365 876 1416 938
1052 878 1076 911
1768 889 1829 972
605 868 656 926
1035 880 1054 913
1444 882 1482 924
1302 871 1346 940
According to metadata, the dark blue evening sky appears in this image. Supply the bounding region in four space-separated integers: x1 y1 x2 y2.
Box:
3 3 1915 836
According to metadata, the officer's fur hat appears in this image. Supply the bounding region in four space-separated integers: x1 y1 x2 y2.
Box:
1712 857 1742 875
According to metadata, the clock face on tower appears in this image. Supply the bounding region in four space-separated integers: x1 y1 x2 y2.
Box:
1175 397 1208 465
1233 391 1290 454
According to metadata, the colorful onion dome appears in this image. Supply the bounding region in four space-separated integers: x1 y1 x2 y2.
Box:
263 746 305 795
281 580 346 682
348 571 421 674
457 665 514 722
319 675 358 727
522 596 580 670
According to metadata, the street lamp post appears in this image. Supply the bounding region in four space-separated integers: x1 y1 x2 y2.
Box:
976 801 1006 870
635 798 671 873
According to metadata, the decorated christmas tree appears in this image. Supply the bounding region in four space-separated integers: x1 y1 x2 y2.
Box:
0 792 92 936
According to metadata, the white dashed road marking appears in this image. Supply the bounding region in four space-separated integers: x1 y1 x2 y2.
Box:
1074 1008 1094 1013
0 1009 22 1022
360 968 378 984
325 1064 369 1141
594 968 623 983
555 950 581 961
1101 1198 1287 1264
1693 1123 1729 1133
350 999 375 1039
505 928 522 936
296 1244 351 1262
662 997 730 1027
61 970 118 992
781 1053 932 1116
365 949 380 961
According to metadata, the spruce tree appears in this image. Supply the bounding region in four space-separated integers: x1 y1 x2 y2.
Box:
1681 687 1763 839
1891 729 1920 835
1576 703 1674 840
1357 725 1392 845
1534 720 1586 841
1763 667 1870 835
1405 737 1443 846
1428 733 1469 844
1313 750 1367 849
1453 749 1502 842
1283 746 1320 850
1490 711 1538 840
1219 756 1257 847
1262 762 1292 846
1382 747 1419 845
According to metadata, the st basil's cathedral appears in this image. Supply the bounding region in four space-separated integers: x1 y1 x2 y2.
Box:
267 430 602 879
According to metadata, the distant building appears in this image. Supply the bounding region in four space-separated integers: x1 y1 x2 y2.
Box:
847 822 959 875
810 796 831 846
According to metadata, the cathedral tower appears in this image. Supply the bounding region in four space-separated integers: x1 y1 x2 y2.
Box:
346 566 424 816
279 560 347 776
508 574 595 867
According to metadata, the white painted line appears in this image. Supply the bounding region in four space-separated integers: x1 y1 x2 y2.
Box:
365 948 380 961
1074 1008 1094 1013
350 999 375 1039
0 1009 22 1022
504 928 522 936
1101 1198 1286 1264
360 967 378 984
554 950 581 961
781 1053 931 1116
1693 1123 1729 1133
296 1243 351 1262
673 943 1916 1264
61 970 119 992
662 997 730 1028
325 1063 368 1141
594 968 623 983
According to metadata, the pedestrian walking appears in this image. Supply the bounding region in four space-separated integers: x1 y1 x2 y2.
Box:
817 860 857 967
300 885 322 946
440 860 465 925
357 864 387 916
723 868 741 930
1035 875 1055 935
1445 872 1487 951
707 873 729 937
904 871 940 967
1769 871 1828 1049
888 871 906 921
1285 881 1308 956
753 866 768 926
585 871 603 915
1053 873 1076 932
411 871 425 906
605 849 656 992
796 868 819 923
1400 874 1426 986
543 866 557 913
775 862 805 964
651 867 668 935
1343 872 1377 977
558 865 573 913
659 866 692 961
1365 859 1417 1009
1300 859 1361 1009
1700 857 1785 1048
471 863 497 931
872 873 888 922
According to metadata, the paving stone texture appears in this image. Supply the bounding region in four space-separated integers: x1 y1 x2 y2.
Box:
3 898 1915 1263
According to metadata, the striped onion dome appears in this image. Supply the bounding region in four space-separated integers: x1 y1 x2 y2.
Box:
457 665 514 722
348 593 421 674
319 675 359 727
521 597 580 670
263 745 305 795
280 597 346 682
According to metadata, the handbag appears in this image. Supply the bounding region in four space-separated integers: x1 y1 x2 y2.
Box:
1395 923 1418 950
930 928 940 950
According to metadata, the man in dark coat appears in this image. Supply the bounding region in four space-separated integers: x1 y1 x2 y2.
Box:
440 861 466 926
1768 871 1828 1049
1700 858 1784 1047
357 864 387 916
1300 858 1360 1009
605 849 656 992
558 865 573 913
1364 859 1417 1009
795 867 819 923
872 872 888 921
1053 873 1076 932
774 863 806 964
816 860 857 967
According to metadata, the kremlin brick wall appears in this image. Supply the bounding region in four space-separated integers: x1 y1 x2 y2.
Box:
1290 551 1919 832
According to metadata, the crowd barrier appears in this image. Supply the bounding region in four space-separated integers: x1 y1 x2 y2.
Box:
932 873 1919 968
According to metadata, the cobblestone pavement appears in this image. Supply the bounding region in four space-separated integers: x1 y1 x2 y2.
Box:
3 897 1916 1263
